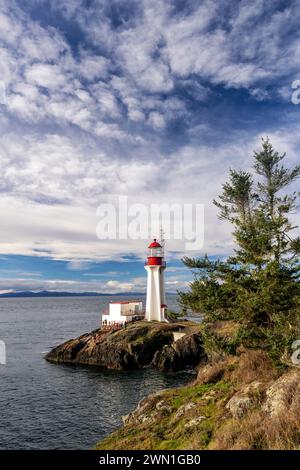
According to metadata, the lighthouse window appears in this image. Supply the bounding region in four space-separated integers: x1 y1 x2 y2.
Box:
149 247 163 257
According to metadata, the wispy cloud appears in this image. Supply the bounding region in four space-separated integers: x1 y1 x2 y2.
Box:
0 0 299 290
0 273 189 293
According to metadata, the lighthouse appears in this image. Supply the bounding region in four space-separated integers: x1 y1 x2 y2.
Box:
145 238 167 322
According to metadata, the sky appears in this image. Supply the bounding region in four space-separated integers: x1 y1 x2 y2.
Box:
0 0 300 294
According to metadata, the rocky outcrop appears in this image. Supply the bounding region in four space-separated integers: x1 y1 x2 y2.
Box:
151 333 206 372
122 391 173 426
96 347 300 451
225 381 264 418
45 321 204 372
262 370 300 417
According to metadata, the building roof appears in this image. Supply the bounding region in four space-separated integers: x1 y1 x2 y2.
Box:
109 300 142 304
148 238 162 248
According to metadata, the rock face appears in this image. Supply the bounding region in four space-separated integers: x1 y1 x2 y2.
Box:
151 333 206 372
96 347 300 451
45 321 204 372
122 391 167 426
262 370 300 417
226 381 264 418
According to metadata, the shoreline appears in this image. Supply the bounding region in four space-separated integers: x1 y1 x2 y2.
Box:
45 320 205 372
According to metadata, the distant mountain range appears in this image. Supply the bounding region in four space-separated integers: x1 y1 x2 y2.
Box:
0 290 146 298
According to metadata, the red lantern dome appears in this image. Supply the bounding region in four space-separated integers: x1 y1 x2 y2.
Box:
148 239 162 248
146 239 165 266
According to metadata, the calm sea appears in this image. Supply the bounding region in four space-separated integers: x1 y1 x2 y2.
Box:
0 295 193 450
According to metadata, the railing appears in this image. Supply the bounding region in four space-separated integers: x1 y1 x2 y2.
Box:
102 309 145 317
121 309 146 316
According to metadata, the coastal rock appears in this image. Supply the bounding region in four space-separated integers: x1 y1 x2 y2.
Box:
175 402 197 419
151 333 206 372
226 381 263 418
123 391 166 426
45 321 202 372
155 400 173 413
184 416 206 429
262 370 300 417
96 348 300 451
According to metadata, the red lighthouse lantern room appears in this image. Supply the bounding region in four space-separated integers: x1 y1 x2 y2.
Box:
146 239 165 266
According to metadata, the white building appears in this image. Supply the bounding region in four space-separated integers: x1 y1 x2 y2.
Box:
102 300 144 326
145 239 167 322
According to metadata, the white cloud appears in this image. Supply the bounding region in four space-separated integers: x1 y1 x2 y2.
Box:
77 54 108 81
92 85 121 118
0 0 299 280
0 272 190 293
3 0 298 143
94 122 126 140
249 87 270 101
148 111 166 129
105 279 135 291
25 63 67 90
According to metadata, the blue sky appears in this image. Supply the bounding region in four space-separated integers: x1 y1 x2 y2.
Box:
0 0 300 293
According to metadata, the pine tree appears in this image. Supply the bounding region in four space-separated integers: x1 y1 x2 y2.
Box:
179 139 300 332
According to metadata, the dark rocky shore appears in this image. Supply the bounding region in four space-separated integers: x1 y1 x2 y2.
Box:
45 321 205 372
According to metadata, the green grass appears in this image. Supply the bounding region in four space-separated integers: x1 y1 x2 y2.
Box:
170 383 213 409
95 378 233 450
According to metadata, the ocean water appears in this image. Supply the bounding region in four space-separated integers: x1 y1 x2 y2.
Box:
0 295 193 450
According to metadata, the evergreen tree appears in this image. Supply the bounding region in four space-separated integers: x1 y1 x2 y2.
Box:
179 139 300 331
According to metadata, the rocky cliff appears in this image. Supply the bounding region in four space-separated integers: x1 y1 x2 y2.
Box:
45 321 206 372
47 318 300 449
96 348 300 450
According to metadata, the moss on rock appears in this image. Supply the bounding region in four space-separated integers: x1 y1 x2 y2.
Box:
95 346 300 450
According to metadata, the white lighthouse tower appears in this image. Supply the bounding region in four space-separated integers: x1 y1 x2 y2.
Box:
145 238 167 322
